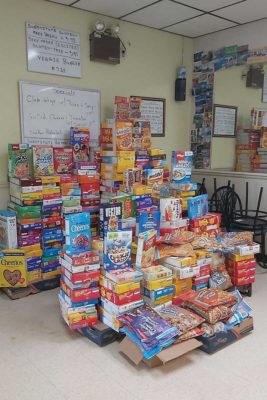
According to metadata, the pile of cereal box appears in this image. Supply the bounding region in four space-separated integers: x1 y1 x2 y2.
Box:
0 94 258 362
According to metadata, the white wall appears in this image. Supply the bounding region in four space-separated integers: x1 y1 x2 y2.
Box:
194 18 267 51
0 0 194 193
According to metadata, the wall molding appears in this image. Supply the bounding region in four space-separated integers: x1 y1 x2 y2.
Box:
192 168 267 181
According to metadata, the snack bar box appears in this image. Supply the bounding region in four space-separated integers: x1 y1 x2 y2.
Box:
189 213 221 228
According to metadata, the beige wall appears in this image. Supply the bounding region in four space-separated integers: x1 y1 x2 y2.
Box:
211 66 266 169
0 0 193 189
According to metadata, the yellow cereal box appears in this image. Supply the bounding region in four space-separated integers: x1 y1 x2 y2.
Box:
0 250 27 287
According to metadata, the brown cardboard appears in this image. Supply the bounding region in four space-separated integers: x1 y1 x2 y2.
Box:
119 337 201 368
232 317 253 336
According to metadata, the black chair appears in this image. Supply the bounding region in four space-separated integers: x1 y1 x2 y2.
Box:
227 183 267 269
196 178 208 196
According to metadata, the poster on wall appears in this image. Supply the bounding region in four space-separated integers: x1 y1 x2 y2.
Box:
26 22 81 78
139 97 166 137
213 104 237 137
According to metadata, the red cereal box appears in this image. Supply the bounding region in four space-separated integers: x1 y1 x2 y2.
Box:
53 147 73 174
189 213 221 229
100 286 142 305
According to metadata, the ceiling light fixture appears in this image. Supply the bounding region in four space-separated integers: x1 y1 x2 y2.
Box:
94 20 106 33
110 24 120 37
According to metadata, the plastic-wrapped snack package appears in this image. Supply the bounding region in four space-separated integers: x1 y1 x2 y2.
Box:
155 305 204 334
186 303 233 324
225 289 253 328
209 269 232 290
201 321 226 337
175 327 204 343
182 288 237 310
218 231 254 249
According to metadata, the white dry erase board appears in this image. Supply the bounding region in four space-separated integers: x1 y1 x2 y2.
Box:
138 97 166 137
26 22 81 78
19 81 100 147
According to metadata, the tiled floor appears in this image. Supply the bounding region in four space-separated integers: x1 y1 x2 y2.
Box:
0 269 267 400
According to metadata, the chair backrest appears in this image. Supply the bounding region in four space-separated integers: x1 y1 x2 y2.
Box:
196 178 207 196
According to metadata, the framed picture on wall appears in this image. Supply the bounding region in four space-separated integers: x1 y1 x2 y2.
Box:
132 96 166 137
212 104 238 137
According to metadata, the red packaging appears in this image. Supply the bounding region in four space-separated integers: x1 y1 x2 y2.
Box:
42 216 62 229
227 267 256 278
196 264 211 277
61 280 100 302
192 275 210 285
63 250 100 266
60 174 79 184
232 275 255 285
53 147 73 174
100 286 142 305
61 267 100 286
226 258 256 270
197 228 221 238
189 213 221 229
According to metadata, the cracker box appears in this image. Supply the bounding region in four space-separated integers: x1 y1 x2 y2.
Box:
104 268 143 284
63 250 99 267
32 145 54 177
143 276 173 290
99 203 122 239
59 293 97 330
103 230 132 271
100 297 144 316
171 151 193 183
143 285 174 301
53 147 73 174
115 121 133 151
0 210 18 249
142 265 172 280
158 198 182 223
189 213 221 229
65 212 91 254
61 280 100 303
8 144 32 179
61 267 100 288
0 250 27 287
100 286 142 305
135 230 157 268
70 127 90 162
100 275 140 294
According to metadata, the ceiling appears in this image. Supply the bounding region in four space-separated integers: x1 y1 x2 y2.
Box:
46 0 267 38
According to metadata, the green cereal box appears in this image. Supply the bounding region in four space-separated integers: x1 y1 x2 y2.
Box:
8 144 33 179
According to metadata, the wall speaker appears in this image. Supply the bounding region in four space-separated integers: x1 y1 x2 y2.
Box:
175 78 186 101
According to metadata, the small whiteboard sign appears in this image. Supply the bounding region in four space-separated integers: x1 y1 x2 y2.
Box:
139 97 166 137
26 22 81 78
19 81 100 147
213 104 237 137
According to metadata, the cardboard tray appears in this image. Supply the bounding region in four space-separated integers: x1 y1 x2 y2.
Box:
79 321 120 347
119 337 201 368
2 276 60 300
199 317 253 354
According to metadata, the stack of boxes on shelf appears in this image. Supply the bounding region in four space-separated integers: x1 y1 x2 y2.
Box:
225 242 259 287
235 128 260 172
59 212 100 330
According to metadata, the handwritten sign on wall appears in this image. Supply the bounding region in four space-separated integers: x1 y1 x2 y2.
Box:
213 104 237 137
19 81 100 147
139 97 166 137
26 22 81 78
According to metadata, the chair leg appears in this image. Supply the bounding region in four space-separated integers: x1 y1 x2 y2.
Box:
256 230 267 269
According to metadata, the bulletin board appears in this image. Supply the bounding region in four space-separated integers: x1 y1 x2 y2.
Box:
138 97 166 137
19 81 100 147
213 104 237 137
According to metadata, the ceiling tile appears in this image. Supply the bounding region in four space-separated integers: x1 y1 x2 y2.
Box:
163 14 237 37
47 0 74 5
72 0 157 18
122 0 202 29
213 0 267 23
172 0 246 12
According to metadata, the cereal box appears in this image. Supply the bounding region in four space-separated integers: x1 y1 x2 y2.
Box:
158 198 182 223
100 286 142 305
99 203 122 239
143 168 164 187
70 127 90 162
136 229 157 268
115 121 133 151
0 249 27 287
0 210 18 249
8 144 32 179
103 230 132 271
53 147 73 174
171 151 193 183
136 210 160 237
104 268 143 284
187 195 209 220
65 212 91 254
32 145 54 177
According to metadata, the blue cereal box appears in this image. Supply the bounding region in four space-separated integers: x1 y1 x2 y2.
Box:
171 151 193 183
65 212 91 254
103 230 132 271
99 203 122 239
188 194 208 220
137 210 160 237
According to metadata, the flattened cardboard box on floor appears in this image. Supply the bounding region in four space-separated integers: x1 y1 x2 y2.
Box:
199 317 253 354
119 337 202 368
2 276 60 299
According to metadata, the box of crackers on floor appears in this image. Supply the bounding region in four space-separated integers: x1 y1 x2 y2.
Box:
8 143 33 179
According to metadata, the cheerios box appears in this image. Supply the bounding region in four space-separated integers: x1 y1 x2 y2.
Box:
65 212 91 254
0 249 27 287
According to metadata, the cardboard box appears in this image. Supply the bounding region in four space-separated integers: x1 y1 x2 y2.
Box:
119 337 201 367
2 276 60 299
79 321 120 346
199 317 253 354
